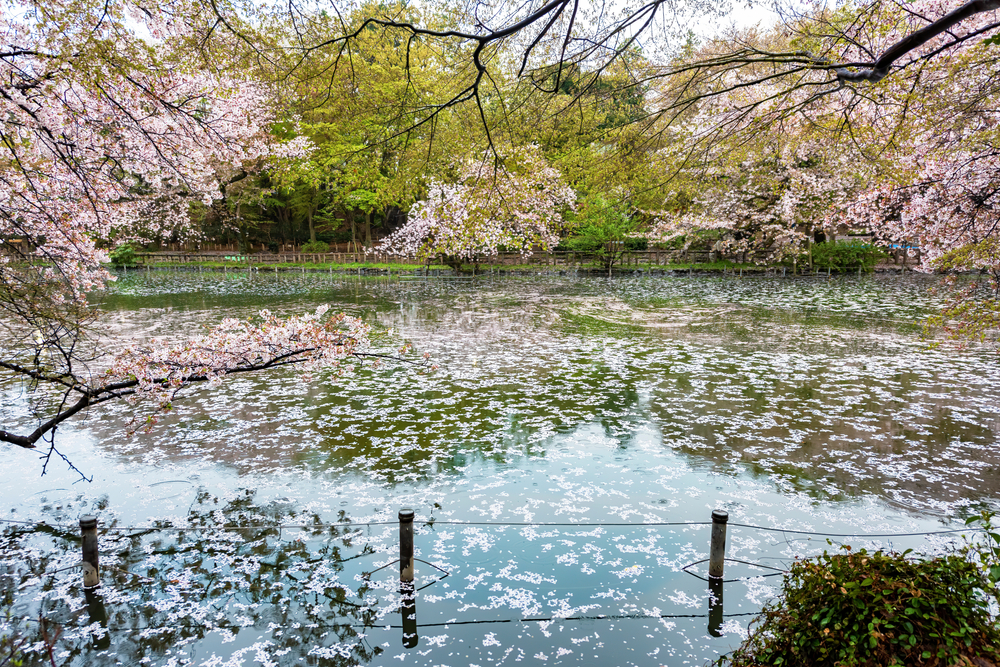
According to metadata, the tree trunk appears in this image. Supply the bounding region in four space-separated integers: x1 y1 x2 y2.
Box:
308 210 316 243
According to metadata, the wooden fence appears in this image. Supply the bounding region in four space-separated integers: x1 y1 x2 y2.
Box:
133 249 715 267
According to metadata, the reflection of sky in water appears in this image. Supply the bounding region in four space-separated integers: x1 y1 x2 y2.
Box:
1 272 997 666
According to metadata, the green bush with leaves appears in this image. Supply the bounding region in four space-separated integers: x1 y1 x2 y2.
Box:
722 541 1000 667
651 228 722 251
812 239 888 272
301 240 330 253
108 242 136 267
564 196 638 272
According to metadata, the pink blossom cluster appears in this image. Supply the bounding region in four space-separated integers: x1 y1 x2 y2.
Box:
0 0 307 303
834 146 1000 272
648 145 858 260
0 0 374 435
816 3 1000 272
376 146 576 261
648 0 1000 269
102 306 370 430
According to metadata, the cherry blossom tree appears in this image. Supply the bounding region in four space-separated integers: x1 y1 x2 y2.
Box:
648 141 860 264
643 0 1000 343
0 0 396 460
830 141 1000 344
376 146 576 270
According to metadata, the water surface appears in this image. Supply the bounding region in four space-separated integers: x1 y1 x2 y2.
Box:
1 272 997 666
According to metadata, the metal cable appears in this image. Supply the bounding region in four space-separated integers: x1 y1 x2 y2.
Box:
1 516 977 538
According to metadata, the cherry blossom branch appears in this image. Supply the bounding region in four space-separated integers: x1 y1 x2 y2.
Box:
0 307 430 451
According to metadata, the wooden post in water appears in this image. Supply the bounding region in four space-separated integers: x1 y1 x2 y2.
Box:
707 509 728 636
80 515 100 589
708 576 724 637
399 509 414 584
708 509 728 579
399 509 417 648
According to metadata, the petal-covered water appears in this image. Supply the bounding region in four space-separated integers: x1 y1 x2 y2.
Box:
1 272 997 666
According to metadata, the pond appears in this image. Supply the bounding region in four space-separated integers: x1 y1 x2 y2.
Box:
2 271 998 666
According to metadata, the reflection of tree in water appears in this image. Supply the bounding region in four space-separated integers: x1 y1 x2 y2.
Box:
645 370 1000 509
1 490 383 666
73 274 1000 510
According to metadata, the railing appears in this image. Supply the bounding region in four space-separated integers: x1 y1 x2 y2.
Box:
132 249 716 267
2 511 973 642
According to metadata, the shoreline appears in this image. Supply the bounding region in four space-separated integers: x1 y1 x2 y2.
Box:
109 262 921 278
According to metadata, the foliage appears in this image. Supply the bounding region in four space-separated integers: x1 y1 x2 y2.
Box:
722 545 1000 667
376 146 576 264
564 196 639 271
965 511 1000 594
811 240 888 273
108 243 137 267
649 146 855 264
0 0 378 455
301 240 330 253
270 1 468 251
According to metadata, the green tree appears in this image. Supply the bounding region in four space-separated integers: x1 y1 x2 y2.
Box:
565 196 639 275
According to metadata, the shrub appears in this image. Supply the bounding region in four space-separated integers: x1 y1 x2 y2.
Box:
722 545 1000 667
564 235 604 253
301 240 329 253
109 242 136 266
812 239 888 272
557 237 645 252
564 196 638 270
